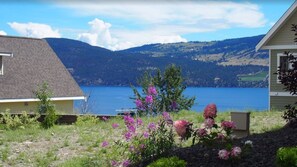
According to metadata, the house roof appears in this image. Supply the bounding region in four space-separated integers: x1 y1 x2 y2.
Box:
256 1 297 51
0 35 84 100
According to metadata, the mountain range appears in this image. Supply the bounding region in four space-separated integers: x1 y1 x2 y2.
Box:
45 35 269 87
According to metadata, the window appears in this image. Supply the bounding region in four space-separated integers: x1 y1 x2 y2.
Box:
0 52 13 75
277 53 297 83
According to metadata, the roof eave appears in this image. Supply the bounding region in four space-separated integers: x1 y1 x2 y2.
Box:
0 96 86 103
256 1 297 51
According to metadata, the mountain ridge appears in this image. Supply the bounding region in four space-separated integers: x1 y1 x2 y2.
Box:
45 34 269 87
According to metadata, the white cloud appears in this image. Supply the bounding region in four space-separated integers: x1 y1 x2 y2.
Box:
78 18 116 48
78 18 187 50
57 1 266 50
62 1 266 28
8 22 61 38
0 30 6 35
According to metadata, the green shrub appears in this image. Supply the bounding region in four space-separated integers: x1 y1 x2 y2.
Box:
0 111 39 130
276 147 297 167
147 156 187 167
75 115 99 126
34 83 58 129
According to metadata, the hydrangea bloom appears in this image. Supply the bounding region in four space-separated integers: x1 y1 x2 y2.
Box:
203 103 217 119
221 121 236 130
101 141 109 147
145 95 154 104
173 120 190 139
218 149 229 160
217 133 225 140
147 86 157 95
197 128 207 137
231 146 242 157
204 118 215 128
112 123 119 129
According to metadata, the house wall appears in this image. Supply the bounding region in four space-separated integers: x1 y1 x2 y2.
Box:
270 49 297 110
0 100 74 114
270 96 297 110
266 11 297 46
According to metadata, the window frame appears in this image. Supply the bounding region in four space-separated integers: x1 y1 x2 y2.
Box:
276 53 297 84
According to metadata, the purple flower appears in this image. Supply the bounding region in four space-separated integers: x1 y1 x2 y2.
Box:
124 115 135 126
145 95 153 104
204 118 215 129
111 160 119 166
129 145 135 152
136 118 143 126
122 160 130 167
112 123 119 129
101 141 109 147
148 122 156 131
101 116 108 121
135 99 144 110
143 131 149 138
171 101 177 110
124 131 133 140
128 125 136 133
148 86 157 95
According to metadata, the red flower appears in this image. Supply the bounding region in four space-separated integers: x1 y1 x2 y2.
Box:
203 104 217 119
174 120 190 139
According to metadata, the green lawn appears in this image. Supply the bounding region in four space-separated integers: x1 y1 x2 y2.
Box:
238 71 268 82
0 110 285 167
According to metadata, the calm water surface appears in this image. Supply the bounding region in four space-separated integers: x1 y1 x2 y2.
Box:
75 86 268 115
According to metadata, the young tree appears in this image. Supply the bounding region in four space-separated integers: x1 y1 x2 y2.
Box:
132 64 195 115
34 83 58 129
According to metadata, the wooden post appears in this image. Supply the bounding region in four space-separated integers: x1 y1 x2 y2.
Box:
231 112 250 138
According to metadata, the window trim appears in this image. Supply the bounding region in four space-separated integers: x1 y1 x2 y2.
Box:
0 52 13 75
276 53 297 84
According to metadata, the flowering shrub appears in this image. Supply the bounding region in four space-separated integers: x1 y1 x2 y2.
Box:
133 85 159 116
173 120 192 140
104 112 175 166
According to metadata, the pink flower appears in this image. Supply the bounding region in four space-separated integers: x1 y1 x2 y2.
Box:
162 112 173 125
148 122 156 131
145 95 153 104
112 123 119 129
135 99 144 110
197 128 207 137
204 118 215 129
136 118 143 126
218 149 230 160
221 121 236 130
101 141 109 147
173 120 190 139
203 104 217 119
148 86 157 95
231 146 242 157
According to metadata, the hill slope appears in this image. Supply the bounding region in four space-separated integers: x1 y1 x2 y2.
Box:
45 35 268 87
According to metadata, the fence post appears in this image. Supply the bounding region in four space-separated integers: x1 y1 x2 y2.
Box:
231 112 250 138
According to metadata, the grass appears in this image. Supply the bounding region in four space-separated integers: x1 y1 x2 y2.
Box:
0 110 286 166
238 71 268 82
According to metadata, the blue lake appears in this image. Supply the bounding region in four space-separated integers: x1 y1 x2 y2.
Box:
75 86 268 115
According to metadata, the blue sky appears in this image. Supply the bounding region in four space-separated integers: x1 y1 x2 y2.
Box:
0 0 295 50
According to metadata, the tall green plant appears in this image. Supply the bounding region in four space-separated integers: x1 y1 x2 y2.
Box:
34 83 58 129
132 64 195 115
